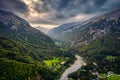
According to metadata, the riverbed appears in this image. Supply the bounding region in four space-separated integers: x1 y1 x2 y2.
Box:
59 55 84 80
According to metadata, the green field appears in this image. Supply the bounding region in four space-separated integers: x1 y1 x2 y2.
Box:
100 73 107 78
100 73 120 80
44 57 68 71
44 57 60 66
105 55 117 60
107 74 120 80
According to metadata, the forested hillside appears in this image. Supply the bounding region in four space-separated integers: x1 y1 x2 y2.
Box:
0 9 76 80
49 9 120 80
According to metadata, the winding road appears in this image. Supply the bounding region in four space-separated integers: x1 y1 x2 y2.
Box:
59 55 84 80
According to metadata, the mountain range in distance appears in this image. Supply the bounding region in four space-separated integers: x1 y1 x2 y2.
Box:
35 26 49 34
48 8 120 48
48 8 120 59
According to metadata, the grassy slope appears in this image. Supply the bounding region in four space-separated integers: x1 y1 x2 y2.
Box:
107 74 120 80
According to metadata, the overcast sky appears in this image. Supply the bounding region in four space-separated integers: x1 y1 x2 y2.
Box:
0 0 120 29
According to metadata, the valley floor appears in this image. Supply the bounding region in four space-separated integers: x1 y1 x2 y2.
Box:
60 55 85 80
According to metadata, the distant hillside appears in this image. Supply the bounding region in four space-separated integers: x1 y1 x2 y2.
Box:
48 22 82 44
48 9 120 69
48 9 120 55
35 26 49 34
48 8 120 80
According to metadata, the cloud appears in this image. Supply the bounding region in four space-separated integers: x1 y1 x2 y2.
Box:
23 0 120 28
0 0 120 28
101 0 120 10
26 0 109 21
0 0 29 14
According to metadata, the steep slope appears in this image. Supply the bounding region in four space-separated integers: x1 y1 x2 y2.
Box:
49 22 82 36
48 22 83 44
0 9 77 80
48 9 120 49
35 26 49 34
48 8 120 80
0 9 61 80
0 10 55 49
0 9 59 59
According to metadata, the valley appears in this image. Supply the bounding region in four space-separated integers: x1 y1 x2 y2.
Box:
0 9 76 80
48 8 120 80
0 7 120 80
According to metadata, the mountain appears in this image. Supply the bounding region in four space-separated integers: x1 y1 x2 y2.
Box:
48 9 120 49
0 10 55 48
48 22 82 43
35 26 49 34
48 8 120 80
0 9 59 58
48 17 99 46
0 9 62 80
0 10 77 80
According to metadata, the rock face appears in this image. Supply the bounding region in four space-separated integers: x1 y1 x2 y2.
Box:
48 9 120 48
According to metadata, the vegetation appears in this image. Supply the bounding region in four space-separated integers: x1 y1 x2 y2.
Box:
0 58 57 80
0 10 77 80
44 57 68 71
107 74 120 80
67 24 120 80
0 36 77 80
68 53 120 80
50 9 120 80
44 57 60 67
105 55 117 60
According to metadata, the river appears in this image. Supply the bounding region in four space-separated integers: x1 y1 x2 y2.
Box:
59 55 84 80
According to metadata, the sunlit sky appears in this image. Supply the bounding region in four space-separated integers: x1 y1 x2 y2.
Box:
0 0 120 29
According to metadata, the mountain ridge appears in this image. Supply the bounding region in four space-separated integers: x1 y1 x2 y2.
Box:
0 9 69 80
48 8 120 47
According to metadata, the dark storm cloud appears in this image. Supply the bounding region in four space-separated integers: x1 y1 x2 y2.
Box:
101 0 120 10
34 0 108 17
0 0 120 28
29 0 120 28
0 0 29 14
61 0 107 14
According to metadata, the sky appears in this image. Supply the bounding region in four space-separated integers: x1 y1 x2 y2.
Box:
0 0 120 29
